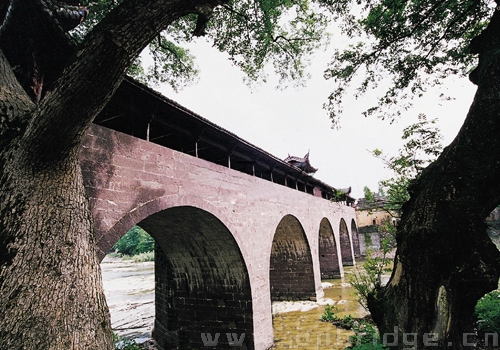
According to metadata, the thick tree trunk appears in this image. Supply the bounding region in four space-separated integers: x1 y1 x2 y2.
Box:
0 50 113 348
0 144 114 349
0 0 226 348
369 6 500 349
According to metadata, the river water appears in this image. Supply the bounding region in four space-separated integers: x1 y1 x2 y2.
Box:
101 256 368 349
271 268 369 349
101 256 155 342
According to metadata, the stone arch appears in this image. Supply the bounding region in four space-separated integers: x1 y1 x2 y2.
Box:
339 218 354 266
269 214 315 301
111 206 253 349
96 194 244 261
318 218 341 279
351 219 361 258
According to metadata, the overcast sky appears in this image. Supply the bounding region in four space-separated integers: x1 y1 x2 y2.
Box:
155 38 477 199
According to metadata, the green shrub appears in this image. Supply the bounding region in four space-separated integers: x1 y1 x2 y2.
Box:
351 344 389 350
321 304 354 327
112 226 154 256
349 320 385 348
475 289 500 334
130 251 154 262
321 305 388 349
113 333 140 350
350 231 394 311
321 304 337 322
338 314 355 329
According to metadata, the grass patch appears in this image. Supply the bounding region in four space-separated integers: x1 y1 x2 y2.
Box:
321 305 388 349
121 251 154 262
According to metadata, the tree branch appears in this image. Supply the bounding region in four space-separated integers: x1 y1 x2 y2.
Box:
221 3 249 21
155 35 191 72
21 0 227 165
0 49 35 151
272 35 302 60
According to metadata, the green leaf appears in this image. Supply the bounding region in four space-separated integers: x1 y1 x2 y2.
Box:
324 0 494 125
111 226 154 256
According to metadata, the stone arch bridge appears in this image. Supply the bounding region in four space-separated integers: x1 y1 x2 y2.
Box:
4 4 359 346
79 79 360 350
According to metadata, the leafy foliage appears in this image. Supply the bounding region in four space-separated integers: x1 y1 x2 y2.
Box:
367 114 443 218
350 228 395 311
353 116 442 310
323 0 496 126
321 305 388 349
148 36 200 91
475 289 500 334
321 305 356 328
363 186 375 202
71 0 124 39
321 303 337 321
351 344 388 350
349 321 388 350
70 0 332 91
321 304 355 328
111 226 154 256
209 0 331 88
71 0 493 119
332 189 349 202
122 251 155 262
72 1 200 89
113 333 140 350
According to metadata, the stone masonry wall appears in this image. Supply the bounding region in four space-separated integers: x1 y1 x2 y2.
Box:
318 218 341 279
79 124 357 349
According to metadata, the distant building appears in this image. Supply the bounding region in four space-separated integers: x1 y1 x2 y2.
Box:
355 195 394 227
355 195 397 255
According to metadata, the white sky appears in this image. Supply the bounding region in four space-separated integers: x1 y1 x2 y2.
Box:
156 38 477 199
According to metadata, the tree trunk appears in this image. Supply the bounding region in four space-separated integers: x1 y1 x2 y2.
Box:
0 0 224 348
0 50 113 349
0 141 114 349
369 6 500 349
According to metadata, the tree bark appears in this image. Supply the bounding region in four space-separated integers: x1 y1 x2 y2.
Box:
0 50 114 349
369 6 500 349
0 0 226 348
0 140 114 350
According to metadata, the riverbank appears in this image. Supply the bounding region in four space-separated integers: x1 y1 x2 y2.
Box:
101 255 155 347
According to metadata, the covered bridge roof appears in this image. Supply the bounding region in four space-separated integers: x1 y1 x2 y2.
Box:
284 151 318 174
1 0 353 205
94 77 354 204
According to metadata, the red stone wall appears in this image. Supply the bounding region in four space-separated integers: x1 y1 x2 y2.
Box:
79 124 357 349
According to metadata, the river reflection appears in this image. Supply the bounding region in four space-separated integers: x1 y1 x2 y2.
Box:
272 266 368 349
